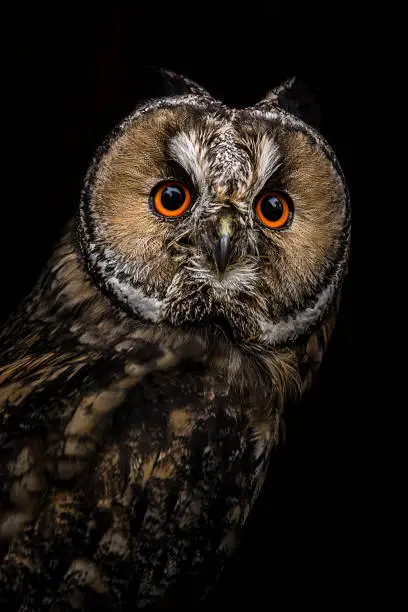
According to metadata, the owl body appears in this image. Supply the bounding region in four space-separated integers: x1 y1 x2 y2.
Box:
0 74 350 609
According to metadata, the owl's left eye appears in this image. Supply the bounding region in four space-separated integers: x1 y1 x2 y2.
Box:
255 191 293 230
152 181 191 218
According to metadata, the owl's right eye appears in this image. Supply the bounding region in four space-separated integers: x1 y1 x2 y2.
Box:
152 181 191 218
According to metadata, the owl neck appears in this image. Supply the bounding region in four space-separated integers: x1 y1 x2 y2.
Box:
1 227 335 407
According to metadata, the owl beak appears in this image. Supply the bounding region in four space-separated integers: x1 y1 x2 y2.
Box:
214 218 232 280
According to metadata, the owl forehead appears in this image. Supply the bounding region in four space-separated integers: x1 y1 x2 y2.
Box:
167 110 280 200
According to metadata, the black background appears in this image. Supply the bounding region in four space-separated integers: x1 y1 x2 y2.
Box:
1 6 352 608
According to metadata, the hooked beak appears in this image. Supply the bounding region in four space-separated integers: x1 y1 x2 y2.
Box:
214 217 232 280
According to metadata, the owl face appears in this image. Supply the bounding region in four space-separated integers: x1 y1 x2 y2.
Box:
78 91 350 346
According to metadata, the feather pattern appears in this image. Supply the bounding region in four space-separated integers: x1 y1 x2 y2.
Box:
0 72 349 609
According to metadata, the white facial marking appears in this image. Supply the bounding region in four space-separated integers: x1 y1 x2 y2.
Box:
259 276 337 345
182 256 260 295
107 277 163 322
86 249 164 322
252 134 281 196
168 131 209 187
169 125 281 207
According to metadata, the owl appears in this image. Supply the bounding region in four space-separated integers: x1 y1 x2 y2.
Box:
0 72 350 610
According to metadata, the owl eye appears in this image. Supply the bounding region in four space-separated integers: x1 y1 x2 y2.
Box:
153 181 191 217
255 191 292 229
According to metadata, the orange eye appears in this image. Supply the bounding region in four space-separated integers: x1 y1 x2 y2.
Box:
255 191 292 229
153 181 191 217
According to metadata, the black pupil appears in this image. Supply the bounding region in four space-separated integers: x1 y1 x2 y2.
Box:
161 184 186 210
260 195 284 221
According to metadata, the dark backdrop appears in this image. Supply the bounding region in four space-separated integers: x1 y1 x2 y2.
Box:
1 6 352 609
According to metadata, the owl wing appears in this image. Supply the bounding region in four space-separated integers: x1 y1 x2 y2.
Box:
0 336 268 610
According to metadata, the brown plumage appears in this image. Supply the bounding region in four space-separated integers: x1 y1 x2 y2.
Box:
0 73 350 610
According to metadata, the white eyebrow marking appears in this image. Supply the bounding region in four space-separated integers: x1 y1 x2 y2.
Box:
251 134 281 196
168 131 208 186
169 127 282 200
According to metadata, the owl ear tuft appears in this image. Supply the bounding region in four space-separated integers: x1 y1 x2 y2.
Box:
256 76 322 131
156 69 212 98
263 76 297 103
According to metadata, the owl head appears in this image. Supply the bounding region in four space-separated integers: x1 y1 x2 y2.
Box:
78 72 350 346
